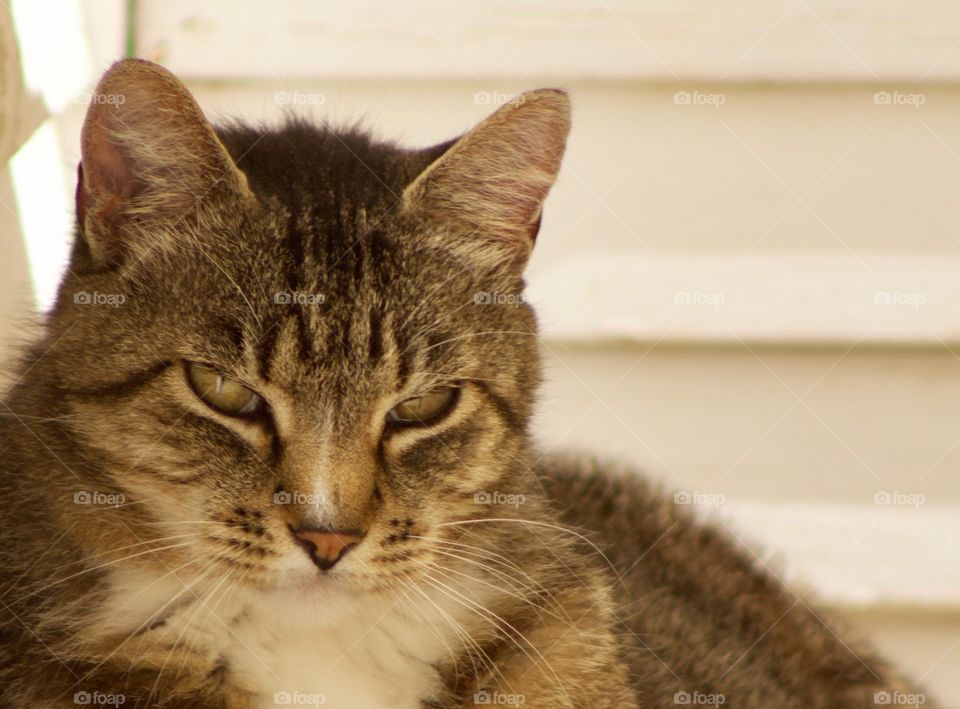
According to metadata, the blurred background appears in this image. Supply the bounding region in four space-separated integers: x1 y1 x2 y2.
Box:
1 1 958 702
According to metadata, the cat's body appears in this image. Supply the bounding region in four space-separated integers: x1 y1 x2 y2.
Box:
0 59 931 708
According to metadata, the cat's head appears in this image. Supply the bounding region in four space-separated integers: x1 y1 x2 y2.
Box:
50 59 569 597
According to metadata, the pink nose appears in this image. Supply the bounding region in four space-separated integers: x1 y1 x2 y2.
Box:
292 527 364 570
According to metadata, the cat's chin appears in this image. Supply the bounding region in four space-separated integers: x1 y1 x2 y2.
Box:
247 570 385 629
268 568 343 593
270 567 376 602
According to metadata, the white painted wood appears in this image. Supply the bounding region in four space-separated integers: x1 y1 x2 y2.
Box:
527 252 960 345
79 0 127 71
0 169 37 370
138 1 960 82
0 3 45 166
714 502 960 609
9 0 92 113
716 502 960 701
534 345 960 505
847 609 960 706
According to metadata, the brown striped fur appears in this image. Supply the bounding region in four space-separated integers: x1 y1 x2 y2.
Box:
0 60 929 707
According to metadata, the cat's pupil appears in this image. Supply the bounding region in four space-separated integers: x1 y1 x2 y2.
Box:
388 387 459 425
185 362 262 417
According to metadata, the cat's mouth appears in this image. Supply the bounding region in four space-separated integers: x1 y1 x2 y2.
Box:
278 570 341 592
265 566 372 609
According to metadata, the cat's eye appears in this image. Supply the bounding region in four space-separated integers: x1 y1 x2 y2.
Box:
387 387 460 426
185 362 263 417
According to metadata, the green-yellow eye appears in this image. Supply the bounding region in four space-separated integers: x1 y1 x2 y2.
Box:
387 387 459 426
185 362 263 417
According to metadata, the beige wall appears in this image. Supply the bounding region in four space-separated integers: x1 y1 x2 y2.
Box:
0 169 35 368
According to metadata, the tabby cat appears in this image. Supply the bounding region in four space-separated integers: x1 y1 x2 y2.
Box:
0 59 931 708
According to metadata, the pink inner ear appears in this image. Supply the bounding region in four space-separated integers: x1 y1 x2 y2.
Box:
499 175 551 226
82 117 141 202
77 107 149 246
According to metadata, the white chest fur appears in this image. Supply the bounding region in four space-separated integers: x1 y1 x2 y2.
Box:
222 584 451 709
102 567 475 708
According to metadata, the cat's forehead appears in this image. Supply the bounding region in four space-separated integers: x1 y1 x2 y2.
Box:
160 171 478 395
216 121 436 219
210 121 447 291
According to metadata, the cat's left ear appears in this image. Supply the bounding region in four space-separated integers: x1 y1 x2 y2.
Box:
76 59 253 269
403 89 571 273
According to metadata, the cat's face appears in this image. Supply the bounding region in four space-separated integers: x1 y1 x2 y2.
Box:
52 60 568 599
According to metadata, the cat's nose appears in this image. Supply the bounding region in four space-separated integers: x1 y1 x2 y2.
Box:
291 526 365 571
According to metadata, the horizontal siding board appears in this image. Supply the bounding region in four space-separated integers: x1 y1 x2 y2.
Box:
535 346 960 505
527 252 960 344
723 502 960 608
138 1 960 81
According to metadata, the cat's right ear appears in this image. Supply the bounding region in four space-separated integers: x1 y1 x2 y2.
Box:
76 59 252 269
403 89 571 275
